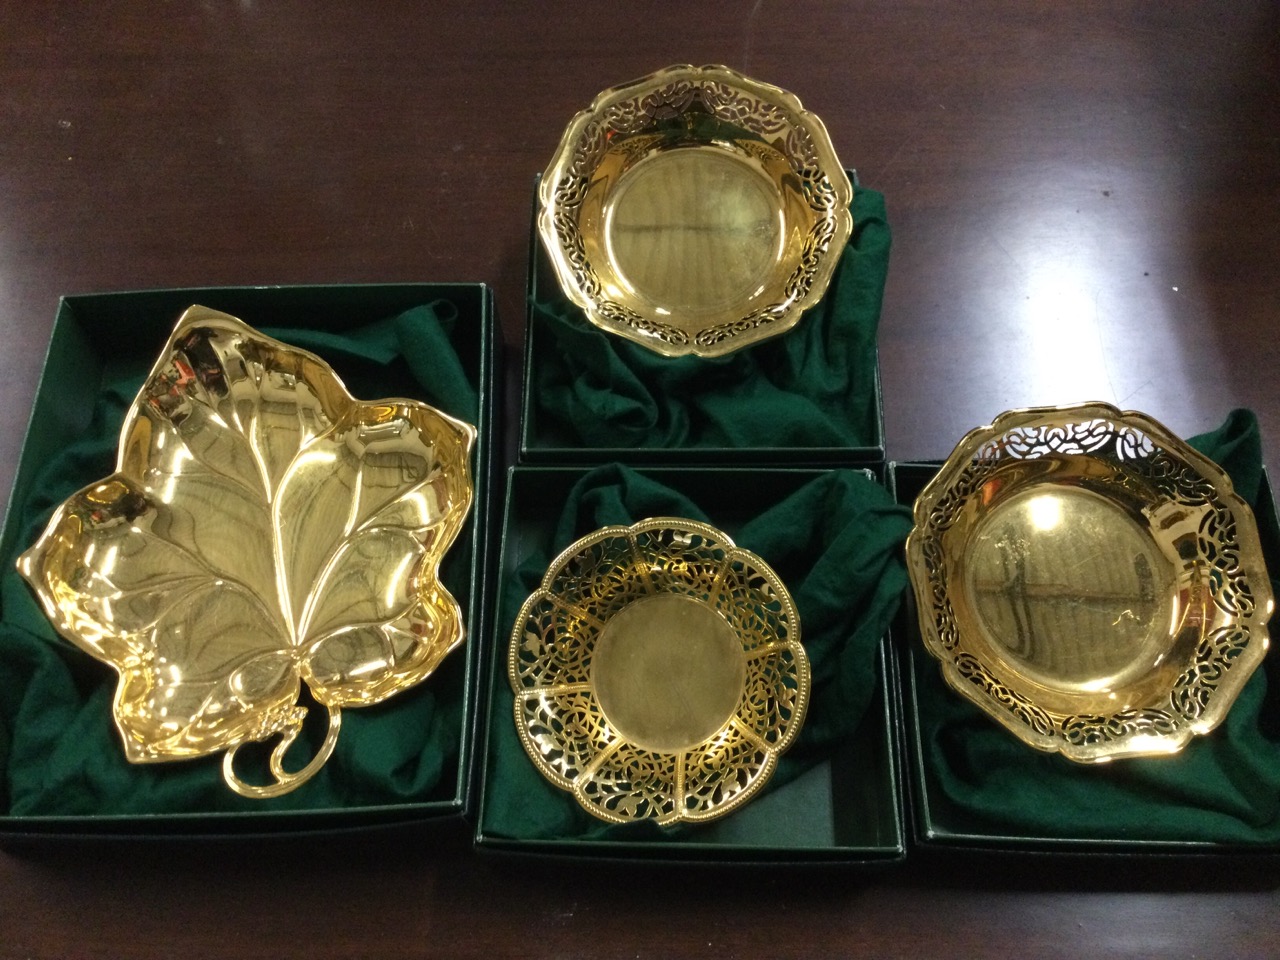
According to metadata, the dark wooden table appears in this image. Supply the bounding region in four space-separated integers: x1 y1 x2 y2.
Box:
2 2 1277 957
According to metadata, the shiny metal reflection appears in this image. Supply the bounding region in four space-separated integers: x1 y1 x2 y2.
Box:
906 402 1273 762
18 306 476 798
539 64 852 358
509 517 809 824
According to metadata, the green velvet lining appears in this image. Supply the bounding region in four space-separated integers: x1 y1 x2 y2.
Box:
918 409 1280 844
481 464 912 842
529 189 889 452
0 303 477 816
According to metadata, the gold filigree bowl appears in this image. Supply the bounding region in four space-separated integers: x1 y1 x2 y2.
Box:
18 306 476 798
905 403 1273 763
539 64 852 358
509 518 809 824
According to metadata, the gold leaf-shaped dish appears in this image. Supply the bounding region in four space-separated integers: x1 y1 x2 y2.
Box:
539 63 852 358
18 306 476 798
905 403 1273 763
510 517 809 824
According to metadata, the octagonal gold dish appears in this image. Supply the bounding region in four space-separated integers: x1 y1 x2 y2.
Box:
906 403 1273 763
18 306 476 798
509 517 809 824
538 63 852 358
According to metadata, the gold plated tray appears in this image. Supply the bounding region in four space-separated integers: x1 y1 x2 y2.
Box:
509 518 809 824
18 306 476 798
906 403 1273 763
538 64 852 358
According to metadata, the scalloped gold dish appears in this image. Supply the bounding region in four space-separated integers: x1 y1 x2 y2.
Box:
17 306 476 798
905 403 1273 763
538 64 852 358
510 517 809 824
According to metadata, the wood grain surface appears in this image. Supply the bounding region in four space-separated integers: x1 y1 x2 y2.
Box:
2 2 1278 957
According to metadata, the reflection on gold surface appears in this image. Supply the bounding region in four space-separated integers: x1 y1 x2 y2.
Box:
967 486 1172 698
509 518 809 825
539 64 851 358
18 306 476 798
905 403 1272 762
605 148 783 316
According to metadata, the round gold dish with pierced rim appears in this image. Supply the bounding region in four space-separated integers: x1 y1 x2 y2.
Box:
538 64 852 358
905 403 1273 762
509 517 809 824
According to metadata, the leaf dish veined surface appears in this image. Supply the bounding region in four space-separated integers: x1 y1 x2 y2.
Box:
18 306 476 798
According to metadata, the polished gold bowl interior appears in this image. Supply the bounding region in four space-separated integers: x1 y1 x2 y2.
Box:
906 403 1273 762
510 518 809 824
18 306 476 798
539 63 852 358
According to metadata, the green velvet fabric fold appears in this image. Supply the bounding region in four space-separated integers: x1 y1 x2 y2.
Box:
0 303 476 816
919 409 1280 844
481 464 912 842
529 189 889 452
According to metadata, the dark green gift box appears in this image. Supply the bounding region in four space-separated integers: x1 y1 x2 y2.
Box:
475 463 910 863
518 174 888 467
889 410 1280 857
0 284 496 840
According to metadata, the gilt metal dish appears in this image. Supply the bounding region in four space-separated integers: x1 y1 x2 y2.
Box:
905 403 1273 763
539 64 852 358
510 517 809 824
18 305 476 798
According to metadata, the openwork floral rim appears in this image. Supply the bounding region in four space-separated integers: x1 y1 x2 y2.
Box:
538 63 852 358
509 517 809 825
905 402 1273 763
